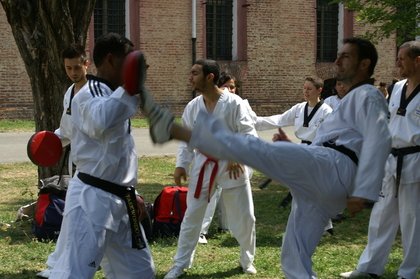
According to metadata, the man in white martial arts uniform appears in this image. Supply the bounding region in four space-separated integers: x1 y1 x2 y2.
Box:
37 44 89 278
50 33 155 279
164 59 258 279
340 41 420 279
132 37 392 279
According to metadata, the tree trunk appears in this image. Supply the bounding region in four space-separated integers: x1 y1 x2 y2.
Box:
0 0 96 178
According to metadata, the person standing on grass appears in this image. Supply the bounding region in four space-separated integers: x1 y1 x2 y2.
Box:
37 43 89 278
340 40 420 279
50 33 155 279
199 72 246 244
164 59 258 279
132 37 391 279
254 77 334 234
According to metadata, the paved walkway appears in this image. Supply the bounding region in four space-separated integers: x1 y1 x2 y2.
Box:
0 127 298 163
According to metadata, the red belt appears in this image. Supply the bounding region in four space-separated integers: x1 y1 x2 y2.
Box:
194 157 219 202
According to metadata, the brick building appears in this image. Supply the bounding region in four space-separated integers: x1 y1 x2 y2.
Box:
0 0 397 119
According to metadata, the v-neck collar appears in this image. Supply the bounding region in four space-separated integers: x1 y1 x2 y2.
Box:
200 90 226 114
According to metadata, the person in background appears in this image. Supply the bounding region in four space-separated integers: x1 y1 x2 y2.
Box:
387 78 399 100
198 73 239 244
378 81 389 100
324 79 348 111
37 43 89 278
255 77 334 233
165 60 258 278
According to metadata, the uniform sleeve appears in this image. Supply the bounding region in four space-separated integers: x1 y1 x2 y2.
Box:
175 106 194 171
72 87 140 140
54 90 71 147
54 127 70 147
236 100 258 137
243 99 258 126
255 104 298 131
352 94 391 201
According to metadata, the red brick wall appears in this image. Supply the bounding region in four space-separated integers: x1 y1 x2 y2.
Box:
242 0 317 115
353 17 398 86
0 8 33 119
138 0 202 116
0 2 399 119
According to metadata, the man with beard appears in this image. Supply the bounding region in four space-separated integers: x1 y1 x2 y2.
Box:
340 41 420 279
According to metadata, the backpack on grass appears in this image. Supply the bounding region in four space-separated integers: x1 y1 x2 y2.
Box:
152 186 188 238
32 147 70 241
33 175 69 241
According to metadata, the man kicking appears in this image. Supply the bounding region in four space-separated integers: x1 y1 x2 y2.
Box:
340 40 420 279
133 37 391 278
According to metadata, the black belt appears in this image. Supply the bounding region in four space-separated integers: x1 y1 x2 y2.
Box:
301 140 312 145
323 142 359 165
391 146 420 194
77 172 145 249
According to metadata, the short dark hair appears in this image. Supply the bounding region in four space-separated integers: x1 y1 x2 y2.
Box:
217 72 236 87
305 76 324 89
93 33 134 67
343 37 378 77
399 41 420 59
195 59 220 85
62 43 87 62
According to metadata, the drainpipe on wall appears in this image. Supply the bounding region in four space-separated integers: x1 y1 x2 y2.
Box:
192 0 197 99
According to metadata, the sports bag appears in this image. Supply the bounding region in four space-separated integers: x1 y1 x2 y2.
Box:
33 175 68 241
32 147 70 241
152 186 188 237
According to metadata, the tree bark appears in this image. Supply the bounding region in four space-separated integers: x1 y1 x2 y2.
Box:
1 0 96 178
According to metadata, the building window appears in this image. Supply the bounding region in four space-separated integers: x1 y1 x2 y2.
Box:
317 0 339 62
206 0 234 60
94 0 126 41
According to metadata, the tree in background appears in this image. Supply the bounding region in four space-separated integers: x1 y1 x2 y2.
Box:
335 0 419 44
0 0 96 178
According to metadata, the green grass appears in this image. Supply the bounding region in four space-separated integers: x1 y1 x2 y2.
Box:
0 119 149 132
0 118 181 132
0 120 36 132
0 158 405 278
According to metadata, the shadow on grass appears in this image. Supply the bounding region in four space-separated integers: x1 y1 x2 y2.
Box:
0 219 39 245
1 198 36 208
0 270 39 279
251 181 376 249
180 266 243 279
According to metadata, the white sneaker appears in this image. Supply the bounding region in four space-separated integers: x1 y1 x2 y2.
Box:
164 265 185 279
36 268 52 278
198 234 208 244
340 270 379 278
243 264 257 275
